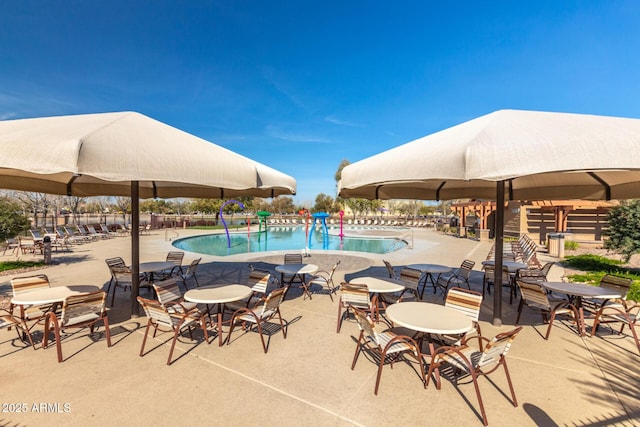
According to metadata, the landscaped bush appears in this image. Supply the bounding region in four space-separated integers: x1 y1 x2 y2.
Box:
564 240 579 251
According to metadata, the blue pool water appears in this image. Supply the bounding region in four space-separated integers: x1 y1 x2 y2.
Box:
172 226 409 256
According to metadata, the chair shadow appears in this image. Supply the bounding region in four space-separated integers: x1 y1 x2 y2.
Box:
138 326 210 365
347 333 426 390
523 403 559 427
226 315 302 352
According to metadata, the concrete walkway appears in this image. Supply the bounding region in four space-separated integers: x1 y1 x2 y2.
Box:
1 228 638 426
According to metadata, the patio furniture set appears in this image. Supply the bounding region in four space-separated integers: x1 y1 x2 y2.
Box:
3 246 638 426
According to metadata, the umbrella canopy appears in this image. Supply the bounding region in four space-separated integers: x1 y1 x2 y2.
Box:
339 109 640 201
0 111 296 198
339 109 640 324
0 111 296 315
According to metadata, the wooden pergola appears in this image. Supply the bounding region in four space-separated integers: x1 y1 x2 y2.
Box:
451 199 616 233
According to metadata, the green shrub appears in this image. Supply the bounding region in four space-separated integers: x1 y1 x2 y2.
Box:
0 261 45 273
564 240 579 251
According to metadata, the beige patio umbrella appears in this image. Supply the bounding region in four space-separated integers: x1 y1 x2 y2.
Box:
339 109 640 324
0 111 296 314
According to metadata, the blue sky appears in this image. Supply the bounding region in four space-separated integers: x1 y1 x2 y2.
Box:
2 1 640 205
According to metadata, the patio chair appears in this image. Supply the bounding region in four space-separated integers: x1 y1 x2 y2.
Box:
0 310 23 342
589 275 639 353
307 260 341 301
155 251 185 281
9 274 53 349
515 279 578 339
281 253 304 286
87 225 108 239
483 264 514 302
104 257 150 307
436 260 475 296
137 296 210 365
63 226 92 243
227 286 288 353
152 278 200 314
383 260 398 279
43 290 111 363
350 306 426 395
225 267 275 313
3 238 20 256
426 326 523 426
177 257 202 291
337 282 373 333
398 267 422 300
441 287 484 349
98 224 116 238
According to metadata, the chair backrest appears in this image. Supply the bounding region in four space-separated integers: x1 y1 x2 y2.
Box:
516 280 550 309
284 253 303 264
540 262 555 277
477 326 522 369
247 268 272 294
383 260 396 278
445 287 483 322
166 251 185 266
516 268 546 284
599 274 633 298
328 260 341 279
29 229 43 239
352 306 377 343
152 278 183 305
11 274 51 295
137 296 175 328
484 265 510 283
398 267 422 291
260 287 287 315
61 290 106 326
184 258 202 276
456 260 475 279
339 283 370 307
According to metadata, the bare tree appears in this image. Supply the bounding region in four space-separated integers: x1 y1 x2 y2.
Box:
64 195 85 224
114 196 131 225
14 192 56 229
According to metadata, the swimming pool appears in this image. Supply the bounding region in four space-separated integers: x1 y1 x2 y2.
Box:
172 226 410 256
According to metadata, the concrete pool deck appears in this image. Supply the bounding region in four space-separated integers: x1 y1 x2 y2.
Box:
1 227 638 426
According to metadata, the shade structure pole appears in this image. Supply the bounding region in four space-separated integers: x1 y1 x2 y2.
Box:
131 181 141 317
493 180 505 326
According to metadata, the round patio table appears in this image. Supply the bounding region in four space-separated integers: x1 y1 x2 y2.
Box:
11 285 101 306
407 264 453 297
275 263 318 300
386 301 473 385
386 301 473 336
184 284 253 346
137 261 177 282
351 276 405 322
481 260 528 273
542 281 622 336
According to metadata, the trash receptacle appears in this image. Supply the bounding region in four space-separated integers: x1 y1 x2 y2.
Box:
43 235 52 264
547 233 565 258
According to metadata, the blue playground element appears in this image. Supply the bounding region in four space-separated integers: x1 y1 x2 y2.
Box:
308 212 330 249
220 200 245 248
